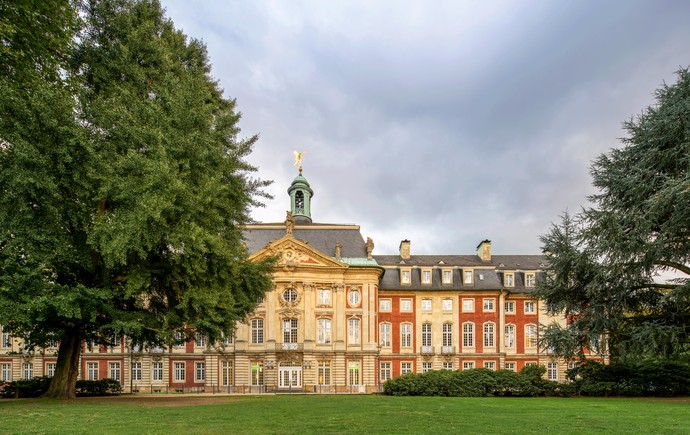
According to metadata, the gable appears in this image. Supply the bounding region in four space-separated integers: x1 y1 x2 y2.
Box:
249 236 348 269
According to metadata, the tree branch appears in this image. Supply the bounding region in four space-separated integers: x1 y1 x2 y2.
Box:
655 260 690 276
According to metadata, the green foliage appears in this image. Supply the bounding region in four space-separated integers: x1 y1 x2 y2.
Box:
537 68 690 360
0 0 274 398
0 376 53 398
75 378 122 396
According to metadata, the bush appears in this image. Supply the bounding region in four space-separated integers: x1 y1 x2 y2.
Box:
76 378 122 396
0 376 52 398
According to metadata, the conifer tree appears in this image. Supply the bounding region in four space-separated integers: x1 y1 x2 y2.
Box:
0 0 274 398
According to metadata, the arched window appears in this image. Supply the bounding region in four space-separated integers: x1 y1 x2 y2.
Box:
462 322 474 347
380 322 391 347
317 318 331 344
483 322 495 347
525 324 538 348
504 324 516 348
400 323 412 348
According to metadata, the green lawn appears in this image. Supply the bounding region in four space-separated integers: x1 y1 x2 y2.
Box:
1 395 688 434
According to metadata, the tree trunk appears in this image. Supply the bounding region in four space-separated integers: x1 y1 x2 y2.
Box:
43 329 81 399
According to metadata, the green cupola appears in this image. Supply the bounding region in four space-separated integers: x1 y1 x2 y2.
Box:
287 171 314 223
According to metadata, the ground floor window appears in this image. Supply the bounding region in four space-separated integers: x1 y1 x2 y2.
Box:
46 362 56 378
547 362 558 381
109 362 120 382
422 362 432 373
173 362 185 382
195 362 205 381
442 361 453 371
1 363 11 381
23 363 33 379
484 361 495 370
221 361 233 386
380 362 391 382
463 361 475 370
348 361 360 385
318 361 331 385
251 362 264 386
131 362 141 381
87 362 98 380
504 362 516 372
401 362 412 375
152 361 163 381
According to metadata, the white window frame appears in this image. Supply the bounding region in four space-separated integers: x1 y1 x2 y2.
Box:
1 325 11 348
317 318 332 344
379 299 392 312
195 362 205 382
525 324 538 348
442 361 453 371
421 299 432 312
380 362 392 382
525 301 536 314
23 362 33 379
525 273 536 287
442 323 453 347
421 269 431 285
46 362 56 378
401 269 411 284
251 318 264 344
283 318 298 344
483 322 495 348
547 362 558 381
400 299 413 312
483 298 495 312
421 323 432 348
347 288 361 307
400 323 412 348
401 362 413 375
463 361 475 370
380 322 391 347
442 298 453 311
462 322 474 347
174 362 185 382
152 361 163 382
221 361 233 386
348 318 360 345
131 361 142 381
348 361 360 385
317 288 332 306
251 362 264 386
109 362 120 382
87 362 99 381
504 301 516 314
0 363 11 381
462 298 474 313
504 362 516 372
195 333 206 347
442 269 453 284
422 362 433 373
504 273 514 287
505 324 516 348
484 361 496 370
318 361 331 385
464 269 473 284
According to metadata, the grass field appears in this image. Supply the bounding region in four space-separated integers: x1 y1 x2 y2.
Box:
1 394 688 434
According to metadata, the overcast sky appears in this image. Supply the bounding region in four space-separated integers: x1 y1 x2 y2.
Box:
162 0 690 256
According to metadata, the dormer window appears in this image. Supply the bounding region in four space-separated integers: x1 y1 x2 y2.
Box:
421 269 432 285
442 269 452 284
504 273 514 287
401 268 411 285
525 273 536 287
464 269 473 284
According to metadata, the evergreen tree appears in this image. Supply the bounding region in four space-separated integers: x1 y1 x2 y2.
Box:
0 0 274 399
538 68 690 361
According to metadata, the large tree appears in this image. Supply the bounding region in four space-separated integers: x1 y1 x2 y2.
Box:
537 68 690 361
0 0 274 399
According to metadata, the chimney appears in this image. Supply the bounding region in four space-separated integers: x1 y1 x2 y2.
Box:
476 239 491 262
399 239 411 260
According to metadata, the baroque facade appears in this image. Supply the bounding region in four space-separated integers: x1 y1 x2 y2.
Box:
0 171 569 393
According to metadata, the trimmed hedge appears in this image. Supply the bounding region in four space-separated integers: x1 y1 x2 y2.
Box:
383 360 690 397
1 377 122 398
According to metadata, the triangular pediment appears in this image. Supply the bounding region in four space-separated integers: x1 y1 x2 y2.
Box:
249 235 347 269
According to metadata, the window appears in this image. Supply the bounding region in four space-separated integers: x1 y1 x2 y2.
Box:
317 318 332 344
422 362 433 373
348 361 360 385
283 318 298 344
379 299 392 312
251 319 264 344
400 323 412 348
442 299 453 311
525 273 536 287
421 269 431 284
462 322 474 347
400 299 412 312
347 289 361 306
195 362 205 381
174 332 185 347
318 361 331 385
442 323 453 347
380 323 391 347
464 270 473 284
505 324 516 348
547 362 558 381
46 363 56 378
463 361 475 370
401 269 411 284
221 361 233 386
348 318 360 345
380 362 392 382
483 322 495 348
462 298 474 312
421 323 432 349
282 288 298 303
505 362 516 372
0 363 10 381
504 273 514 287
1 326 11 348
131 362 141 381
504 301 515 314
87 362 98 381
401 362 412 375
442 361 453 371
251 362 263 386
174 362 185 382
317 288 331 306
195 333 206 347
483 298 495 312
484 361 496 370
23 363 33 379
152 362 163 381
525 324 538 348
442 269 452 284
109 362 120 382
222 333 233 346
421 299 432 311
525 301 536 314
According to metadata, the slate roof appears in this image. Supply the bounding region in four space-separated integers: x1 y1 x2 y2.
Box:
243 223 368 258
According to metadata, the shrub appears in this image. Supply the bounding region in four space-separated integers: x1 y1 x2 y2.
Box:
75 378 122 396
0 376 52 398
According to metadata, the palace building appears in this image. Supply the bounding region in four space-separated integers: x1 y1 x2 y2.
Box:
0 170 568 393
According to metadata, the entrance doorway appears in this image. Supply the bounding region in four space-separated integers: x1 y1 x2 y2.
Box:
278 362 302 389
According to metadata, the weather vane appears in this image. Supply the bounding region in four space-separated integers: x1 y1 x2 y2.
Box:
293 150 305 173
